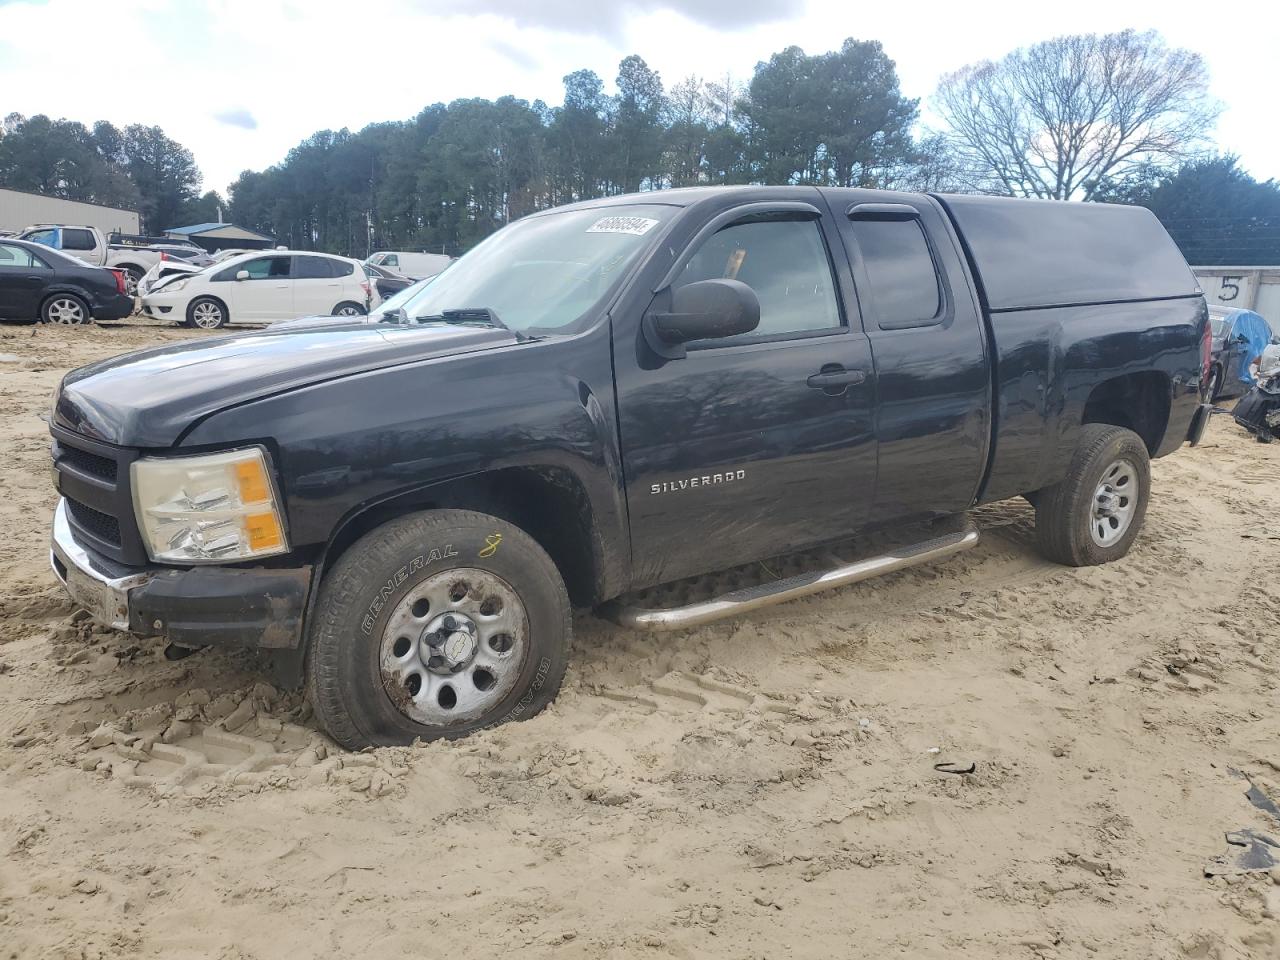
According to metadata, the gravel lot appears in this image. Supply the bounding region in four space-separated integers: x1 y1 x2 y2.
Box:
1 321 1278 959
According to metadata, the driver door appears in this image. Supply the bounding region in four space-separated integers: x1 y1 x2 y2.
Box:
613 201 877 588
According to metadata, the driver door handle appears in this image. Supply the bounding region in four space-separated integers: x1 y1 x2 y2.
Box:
807 364 867 393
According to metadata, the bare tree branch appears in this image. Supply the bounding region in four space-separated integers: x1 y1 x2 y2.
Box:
932 29 1220 200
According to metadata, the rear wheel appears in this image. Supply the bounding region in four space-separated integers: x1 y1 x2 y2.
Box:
307 509 571 749
41 294 91 325
332 301 365 317
1034 424 1150 566
186 297 227 329
122 267 144 297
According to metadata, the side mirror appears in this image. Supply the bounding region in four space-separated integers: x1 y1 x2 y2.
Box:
646 279 760 359
235 269 250 281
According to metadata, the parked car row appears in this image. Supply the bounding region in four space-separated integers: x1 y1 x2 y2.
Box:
1 225 452 327
139 250 380 328
0 237 135 324
15 224 207 295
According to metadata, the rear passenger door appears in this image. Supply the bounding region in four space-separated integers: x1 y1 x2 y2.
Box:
293 255 344 316
829 195 990 521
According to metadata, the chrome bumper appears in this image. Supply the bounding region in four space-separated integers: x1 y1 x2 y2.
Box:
50 498 155 631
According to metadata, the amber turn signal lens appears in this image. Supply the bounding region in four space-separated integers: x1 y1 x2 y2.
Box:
235 459 271 504
244 512 284 551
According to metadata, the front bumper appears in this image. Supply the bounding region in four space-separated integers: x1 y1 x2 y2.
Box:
50 498 311 648
139 291 179 319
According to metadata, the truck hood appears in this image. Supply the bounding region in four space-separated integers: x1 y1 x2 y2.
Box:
55 322 518 447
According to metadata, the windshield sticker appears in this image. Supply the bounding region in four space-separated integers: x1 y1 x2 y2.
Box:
586 216 659 237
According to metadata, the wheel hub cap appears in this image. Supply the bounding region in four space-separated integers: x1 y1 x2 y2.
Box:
421 612 478 672
1090 459 1138 547
379 567 528 726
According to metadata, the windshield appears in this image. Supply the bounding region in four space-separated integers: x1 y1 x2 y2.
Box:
397 204 674 333
375 277 435 316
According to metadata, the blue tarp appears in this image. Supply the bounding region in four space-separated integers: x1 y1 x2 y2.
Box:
1229 310 1274 387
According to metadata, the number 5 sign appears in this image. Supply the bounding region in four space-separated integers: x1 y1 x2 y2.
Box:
1193 270 1258 309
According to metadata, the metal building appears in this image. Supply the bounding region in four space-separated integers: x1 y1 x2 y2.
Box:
164 222 275 253
1194 266 1280 327
0 187 140 236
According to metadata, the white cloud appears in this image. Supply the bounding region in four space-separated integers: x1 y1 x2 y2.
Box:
1 0 1276 196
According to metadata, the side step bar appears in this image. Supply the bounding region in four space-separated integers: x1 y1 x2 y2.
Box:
602 523 980 632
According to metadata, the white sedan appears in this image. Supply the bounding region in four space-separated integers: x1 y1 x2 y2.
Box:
140 250 376 328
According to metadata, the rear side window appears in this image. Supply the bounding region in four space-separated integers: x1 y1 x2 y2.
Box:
850 219 942 329
330 259 354 277
294 255 334 279
62 228 97 251
675 218 842 341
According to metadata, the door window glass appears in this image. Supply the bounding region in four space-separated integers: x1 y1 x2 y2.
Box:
240 257 291 280
0 243 49 268
24 229 56 248
382 254 399 267
850 218 942 329
674 218 841 339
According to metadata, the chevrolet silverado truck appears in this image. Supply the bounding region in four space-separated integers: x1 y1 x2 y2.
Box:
48 186 1213 748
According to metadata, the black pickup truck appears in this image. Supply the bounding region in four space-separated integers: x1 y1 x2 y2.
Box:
49 186 1212 748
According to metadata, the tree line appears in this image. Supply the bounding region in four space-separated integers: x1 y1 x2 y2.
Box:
3 29 1279 265
228 40 951 256
0 113 219 233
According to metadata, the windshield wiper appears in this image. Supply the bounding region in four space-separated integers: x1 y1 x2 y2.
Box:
414 307 535 341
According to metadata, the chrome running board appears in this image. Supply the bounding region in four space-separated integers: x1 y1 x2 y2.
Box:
603 523 980 632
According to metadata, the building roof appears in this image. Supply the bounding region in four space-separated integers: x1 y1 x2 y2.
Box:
165 222 275 241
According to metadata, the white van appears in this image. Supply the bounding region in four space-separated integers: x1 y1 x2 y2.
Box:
366 251 452 280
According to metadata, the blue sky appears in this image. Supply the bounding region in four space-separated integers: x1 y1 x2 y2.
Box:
1 0 1276 196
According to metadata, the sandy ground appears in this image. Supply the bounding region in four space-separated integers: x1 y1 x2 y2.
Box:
1 320 1279 960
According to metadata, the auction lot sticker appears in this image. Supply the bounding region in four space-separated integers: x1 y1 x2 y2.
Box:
586 216 659 236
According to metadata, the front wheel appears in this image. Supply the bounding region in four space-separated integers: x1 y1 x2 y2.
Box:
1034 424 1151 566
307 509 570 749
332 301 365 317
186 296 227 329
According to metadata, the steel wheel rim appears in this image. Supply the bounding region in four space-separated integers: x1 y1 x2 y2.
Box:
192 302 223 328
1090 458 1138 547
47 298 86 324
379 567 529 726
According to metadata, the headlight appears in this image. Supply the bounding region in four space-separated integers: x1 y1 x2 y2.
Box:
162 278 188 293
131 447 288 563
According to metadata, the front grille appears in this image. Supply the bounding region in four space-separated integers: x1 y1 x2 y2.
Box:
66 498 121 545
51 425 146 565
54 442 117 482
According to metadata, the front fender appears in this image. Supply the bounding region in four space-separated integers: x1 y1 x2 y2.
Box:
178 329 630 596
